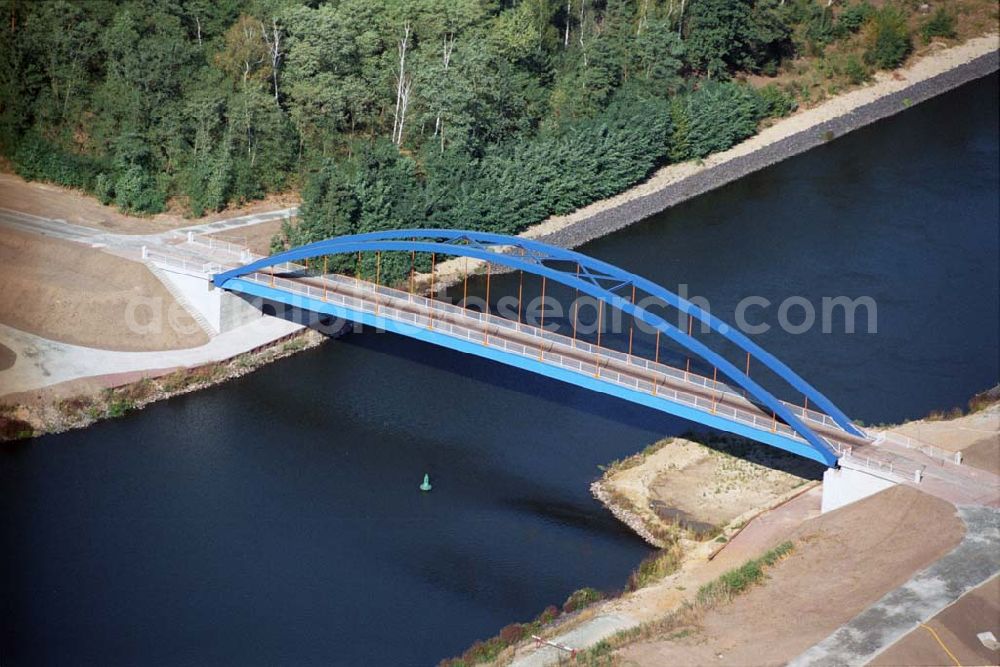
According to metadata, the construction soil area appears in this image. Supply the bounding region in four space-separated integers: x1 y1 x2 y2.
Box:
617 486 965 666
871 575 1000 667
894 404 1000 476
0 171 298 235
208 217 285 256
0 228 207 351
599 437 824 541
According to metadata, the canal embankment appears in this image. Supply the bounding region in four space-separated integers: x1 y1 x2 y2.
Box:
0 327 326 441
425 34 999 286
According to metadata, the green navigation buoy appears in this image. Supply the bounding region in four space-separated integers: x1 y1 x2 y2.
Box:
419 473 432 492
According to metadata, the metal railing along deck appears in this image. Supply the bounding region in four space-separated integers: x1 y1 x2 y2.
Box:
237 269 867 457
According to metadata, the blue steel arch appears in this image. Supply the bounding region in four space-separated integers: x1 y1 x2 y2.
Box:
214 230 864 466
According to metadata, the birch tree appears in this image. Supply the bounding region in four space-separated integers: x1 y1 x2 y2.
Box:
391 21 411 146
262 17 282 103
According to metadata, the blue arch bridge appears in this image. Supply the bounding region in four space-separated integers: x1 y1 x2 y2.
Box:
213 229 874 468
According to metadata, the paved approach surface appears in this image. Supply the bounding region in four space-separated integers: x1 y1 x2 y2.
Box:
0 318 302 396
871 575 1000 667
788 505 1000 666
0 205 303 398
0 205 298 251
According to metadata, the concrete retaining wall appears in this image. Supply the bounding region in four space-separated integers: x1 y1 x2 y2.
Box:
821 466 896 513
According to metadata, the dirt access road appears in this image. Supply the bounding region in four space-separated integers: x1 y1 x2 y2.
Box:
0 169 301 353
0 171 298 235
0 227 207 351
618 486 966 666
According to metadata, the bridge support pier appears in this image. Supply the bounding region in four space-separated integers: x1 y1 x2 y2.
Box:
821 465 896 513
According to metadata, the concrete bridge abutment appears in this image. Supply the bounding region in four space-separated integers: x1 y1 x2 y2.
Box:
821 464 897 513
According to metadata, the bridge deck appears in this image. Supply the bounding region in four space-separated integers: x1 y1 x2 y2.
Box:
142 238 988 495
223 265 876 465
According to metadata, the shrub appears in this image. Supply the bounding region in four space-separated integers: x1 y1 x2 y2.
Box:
863 7 912 70
626 545 683 591
11 132 104 191
57 396 94 420
835 1 875 37
105 398 134 418
802 2 837 51
562 587 604 613
844 55 871 85
498 623 525 644
0 413 34 440
671 81 765 161
920 8 956 42
115 165 165 214
757 84 798 118
94 173 115 205
538 605 560 624
968 385 1000 413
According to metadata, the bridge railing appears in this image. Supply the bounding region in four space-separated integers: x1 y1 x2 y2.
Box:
237 270 845 451
186 235 248 257
238 267 849 428
874 430 962 465
354 273 851 440
145 249 222 277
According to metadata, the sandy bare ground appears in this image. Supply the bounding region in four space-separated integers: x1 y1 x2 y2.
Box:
208 217 285 255
0 172 170 233
0 171 299 235
870 575 999 667
893 404 1000 476
962 435 1000 477
617 486 964 667
592 437 823 548
0 228 207 351
623 438 821 533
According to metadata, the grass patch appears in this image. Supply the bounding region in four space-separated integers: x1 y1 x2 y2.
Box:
439 587 612 664
968 385 1000 413
600 438 674 474
696 541 794 607
626 545 683 592
568 541 796 664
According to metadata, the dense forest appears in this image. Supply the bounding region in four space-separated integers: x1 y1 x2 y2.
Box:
0 0 959 277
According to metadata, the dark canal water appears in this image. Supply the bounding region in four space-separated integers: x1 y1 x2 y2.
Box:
2 73 997 666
